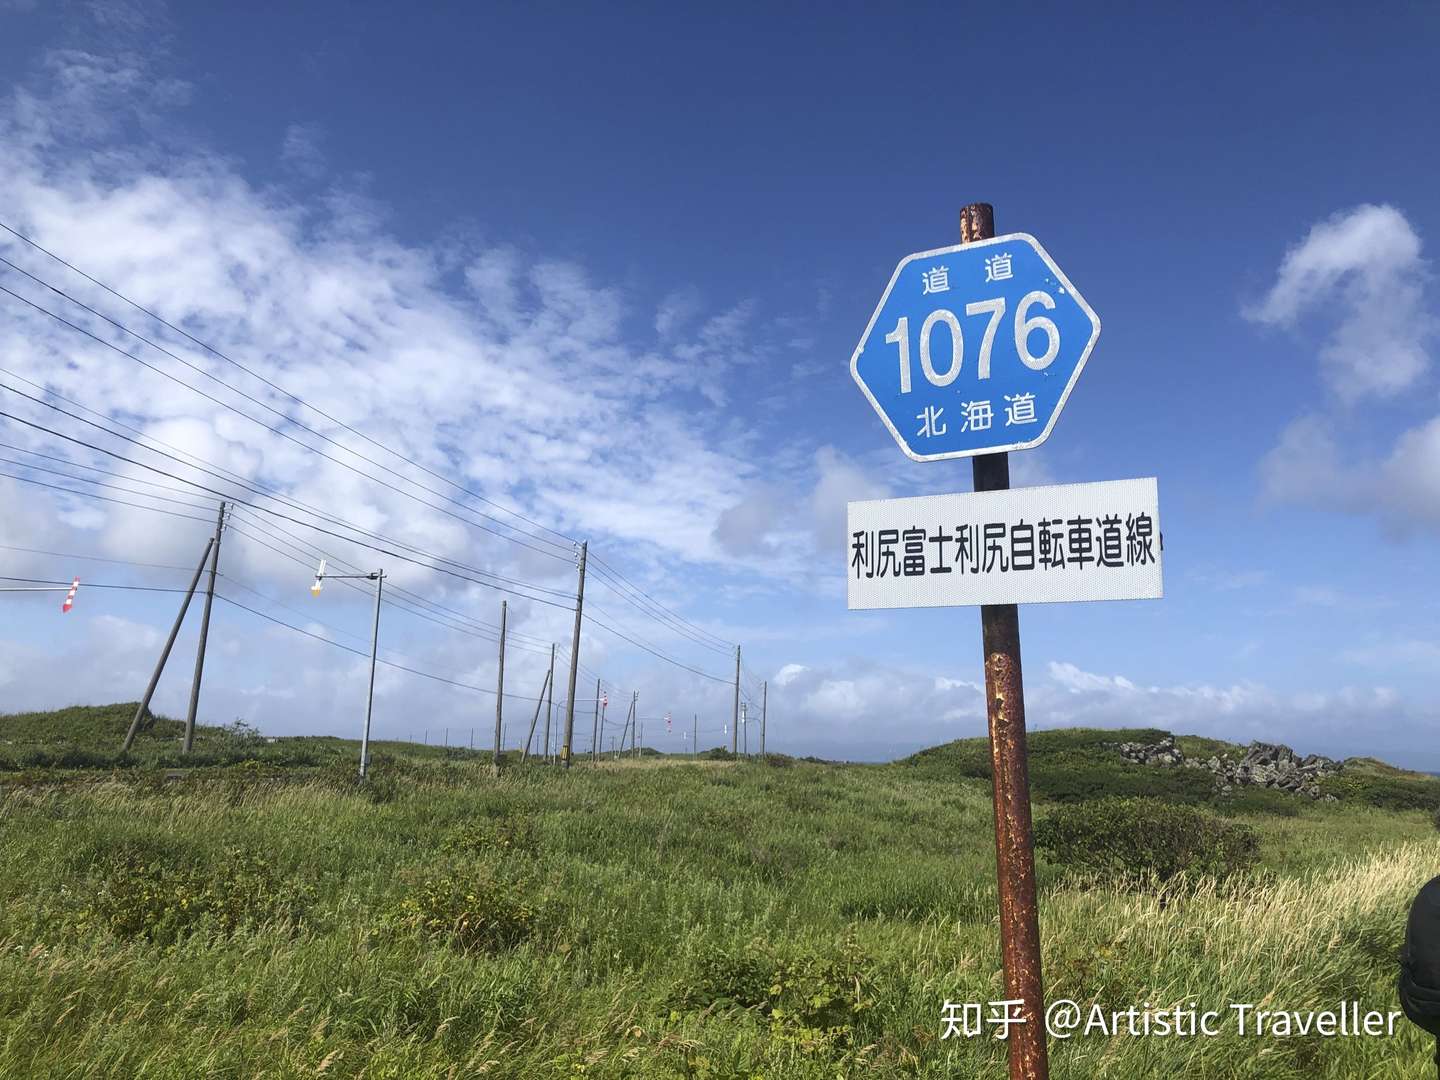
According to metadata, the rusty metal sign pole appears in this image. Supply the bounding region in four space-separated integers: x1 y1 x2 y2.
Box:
961 201 1050 1080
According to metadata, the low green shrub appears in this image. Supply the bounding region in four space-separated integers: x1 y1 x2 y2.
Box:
1034 797 1260 885
387 869 539 953
76 844 314 944
1032 759 1217 804
440 816 537 857
0 747 114 771
1321 772 1440 812
1211 787 1302 817
316 752 436 803
671 935 874 1052
900 727 1222 805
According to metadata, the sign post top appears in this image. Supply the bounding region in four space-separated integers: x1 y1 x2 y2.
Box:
850 232 1100 463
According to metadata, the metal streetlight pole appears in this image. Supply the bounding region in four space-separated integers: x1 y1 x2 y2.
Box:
310 560 385 780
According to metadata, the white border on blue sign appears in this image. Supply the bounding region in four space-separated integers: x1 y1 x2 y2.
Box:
849 233 1102 463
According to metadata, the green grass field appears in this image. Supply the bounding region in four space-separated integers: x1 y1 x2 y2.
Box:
2 704 1438 1078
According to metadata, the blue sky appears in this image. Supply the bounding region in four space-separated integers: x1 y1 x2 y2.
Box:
1 1 1438 765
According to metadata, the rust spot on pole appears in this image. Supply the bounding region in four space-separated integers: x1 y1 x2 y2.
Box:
960 202 995 245
964 201 1050 1080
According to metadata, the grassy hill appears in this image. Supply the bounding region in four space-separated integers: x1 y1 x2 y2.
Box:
900 725 1440 814
0 702 495 772
1 705 1438 1077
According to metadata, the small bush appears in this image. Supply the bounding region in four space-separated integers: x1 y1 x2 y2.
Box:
316 752 430 803
671 936 874 1052
674 941 772 1011
1432 807 1440 833
742 836 812 883
77 844 314 943
1212 787 1302 817
1034 797 1259 885
387 869 538 953
440 817 537 857
1321 772 1440 812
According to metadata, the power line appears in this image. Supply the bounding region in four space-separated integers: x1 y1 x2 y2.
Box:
224 510 556 656
0 450 216 513
228 507 553 642
584 596 737 676
0 571 586 707
0 219 579 549
0 270 577 564
1 373 734 674
0 365 572 611
586 555 734 652
0 467 216 523
0 542 197 573
0 499 556 672
2 435 728 702
0 575 191 595
0 237 746 680
0 395 577 609
0 439 211 504
221 519 551 656
581 608 732 684
218 594 594 705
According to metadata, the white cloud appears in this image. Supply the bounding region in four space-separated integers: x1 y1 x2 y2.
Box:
773 662 807 687
1247 203 1433 400
1260 412 1440 532
720 654 1429 765
1252 206 1440 533
1341 639 1440 670
1188 567 1269 593
711 486 787 558
1047 661 1138 694
280 122 326 179
1032 660 1420 763
808 445 888 555
654 286 702 341
0 43 847 737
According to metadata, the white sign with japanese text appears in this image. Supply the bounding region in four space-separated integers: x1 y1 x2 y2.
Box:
847 478 1162 609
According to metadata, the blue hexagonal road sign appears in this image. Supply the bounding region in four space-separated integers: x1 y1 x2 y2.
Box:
850 234 1100 462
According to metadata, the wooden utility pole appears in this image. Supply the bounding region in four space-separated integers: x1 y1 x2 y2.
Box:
562 542 587 768
521 668 550 762
693 713 698 761
962 201 1049 1080
358 571 384 780
760 681 767 762
542 644 555 763
182 502 225 753
731 645 740 754
591 677 601 766
492 600 506 777
121 535 215 753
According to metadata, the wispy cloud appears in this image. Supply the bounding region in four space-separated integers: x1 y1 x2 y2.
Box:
0 40 861 740
1246 203 1433 400
1250 205 1440 533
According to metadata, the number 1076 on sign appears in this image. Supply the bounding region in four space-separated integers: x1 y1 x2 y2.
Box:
851 234 1101 462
